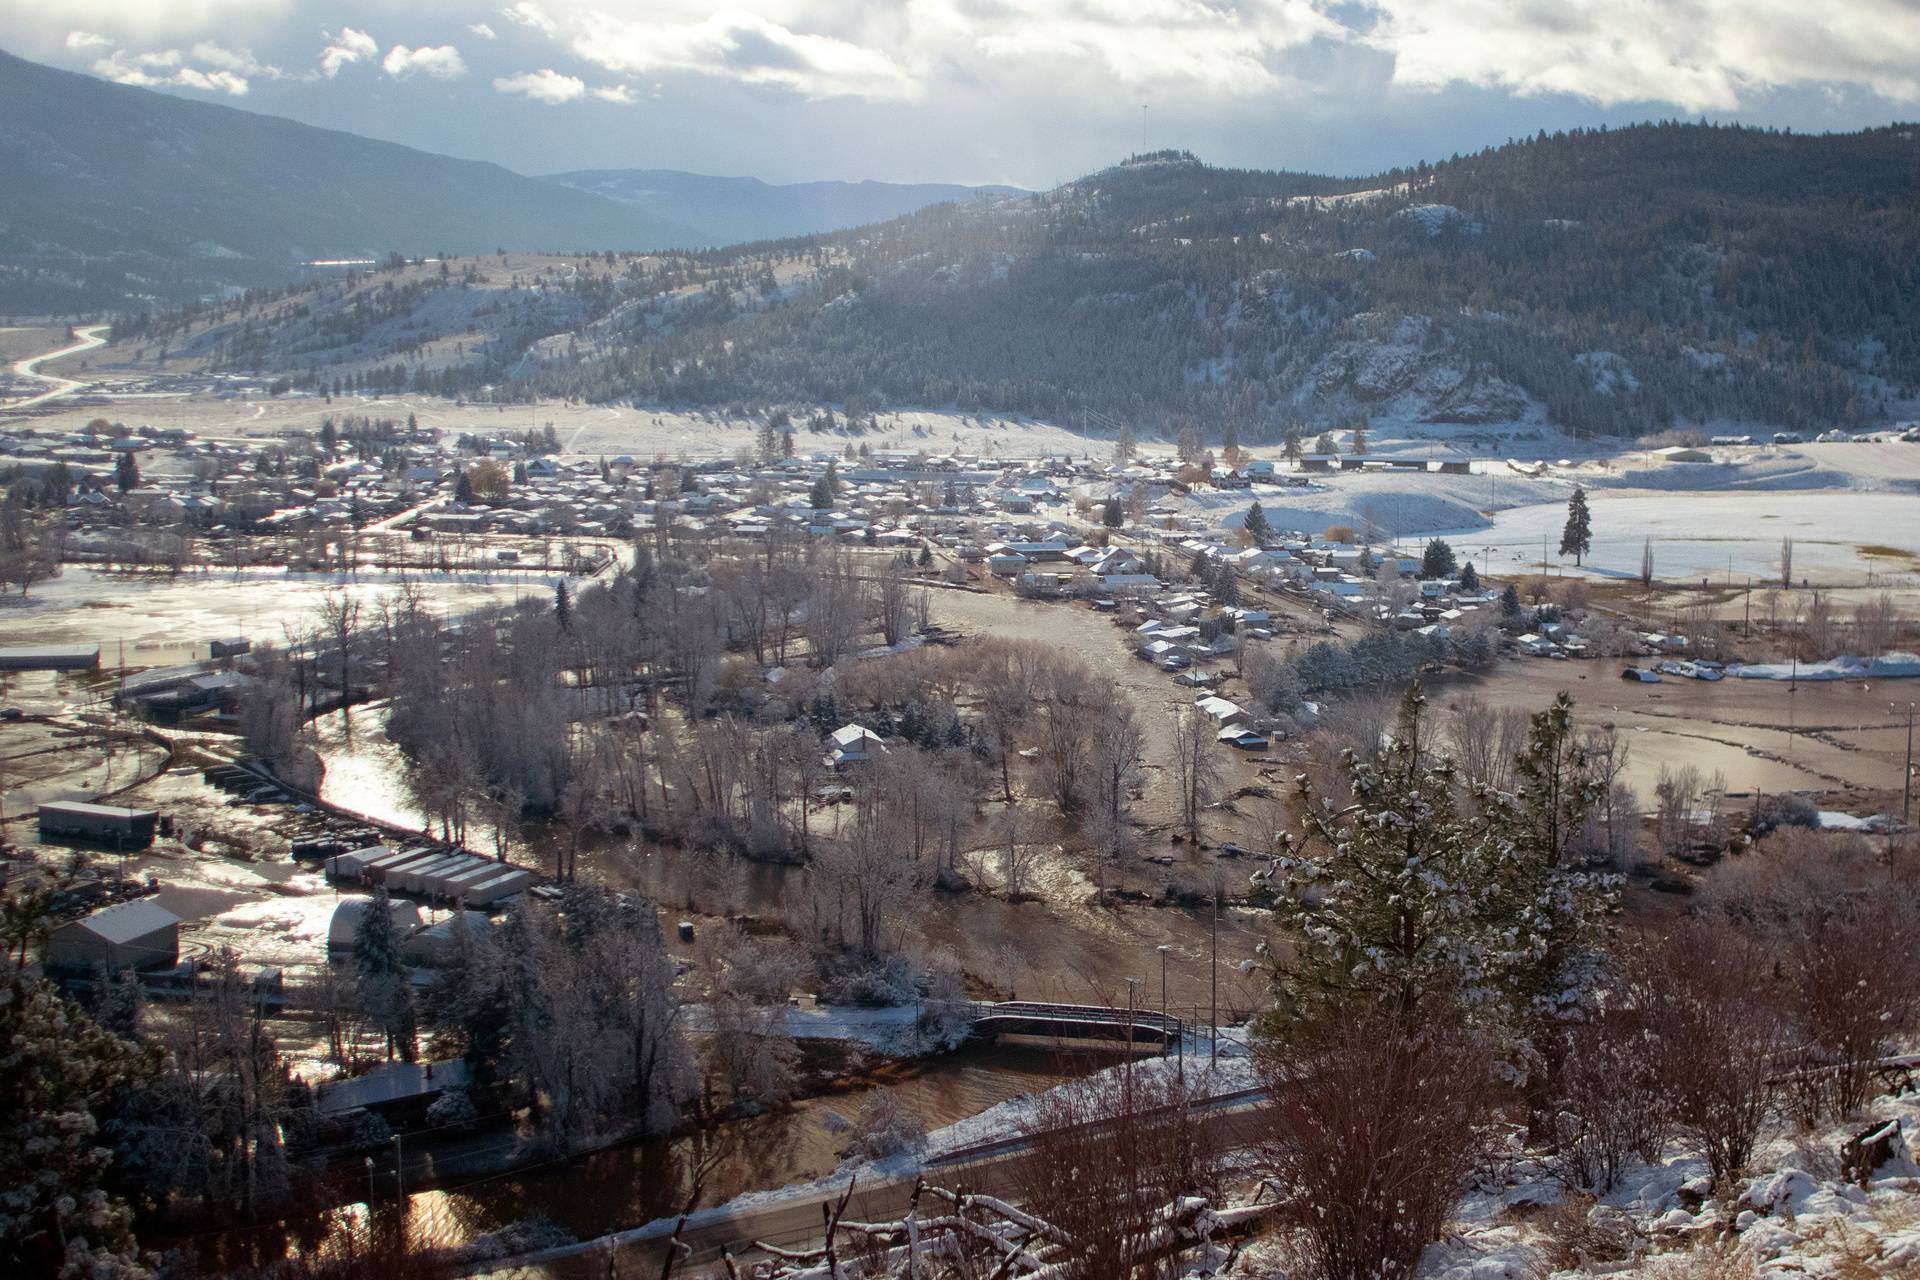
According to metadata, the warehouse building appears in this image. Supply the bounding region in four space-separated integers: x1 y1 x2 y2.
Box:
47 900 181 973
0 644 101 671
38 801 159 850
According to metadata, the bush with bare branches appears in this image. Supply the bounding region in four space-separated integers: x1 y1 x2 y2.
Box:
1625 923 1787 1188
1254 1005 1499 1280
1011 1065 1225 1279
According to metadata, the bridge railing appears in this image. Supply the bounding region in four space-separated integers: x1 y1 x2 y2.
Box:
960 999 1186 1037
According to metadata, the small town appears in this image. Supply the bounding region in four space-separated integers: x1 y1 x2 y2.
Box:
5 9 1920 1280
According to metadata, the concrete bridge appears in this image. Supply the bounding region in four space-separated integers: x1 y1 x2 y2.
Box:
959 1000 1184 1049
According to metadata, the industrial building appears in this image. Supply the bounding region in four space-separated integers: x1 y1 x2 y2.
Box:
47 899 181 973
37 801 159 850
325 845 537 906
0 644 101 670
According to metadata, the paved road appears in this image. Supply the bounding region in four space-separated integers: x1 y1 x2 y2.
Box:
482 1083 1270 1278
4 324 109 409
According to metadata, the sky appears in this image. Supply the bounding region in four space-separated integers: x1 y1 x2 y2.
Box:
5 0 1918 188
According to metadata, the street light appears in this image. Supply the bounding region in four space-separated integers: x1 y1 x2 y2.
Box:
364 1155 375 1209
392 1132 404 1204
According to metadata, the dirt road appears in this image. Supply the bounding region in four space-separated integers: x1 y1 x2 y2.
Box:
4 323 108 409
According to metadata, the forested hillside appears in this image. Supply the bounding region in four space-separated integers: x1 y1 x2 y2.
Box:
117 124 1920 440
0 47 693 314
545 169 1024 247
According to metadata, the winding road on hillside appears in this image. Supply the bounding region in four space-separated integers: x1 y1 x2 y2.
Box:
4 323 108 409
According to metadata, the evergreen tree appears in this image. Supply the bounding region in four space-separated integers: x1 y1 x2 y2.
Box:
1350 421 1369 454
1501 582 1523 618
1113 423 1136 463
1639 537 1654 586
1243 500 1270 544
0 970 154 1278
1257 685 1528 1043
1560 486 1593 565
455 470 475 504
554 579 572 633
354 890 418 1062
1420 538 1459 579
1103 498 1124 528
1281 425 1304 462
809 462 838 509
1458 561 1480 592
113 451 139 493
1314 432 1338 455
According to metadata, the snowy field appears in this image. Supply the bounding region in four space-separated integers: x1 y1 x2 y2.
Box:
1417 489 1920 586
0 564 576 665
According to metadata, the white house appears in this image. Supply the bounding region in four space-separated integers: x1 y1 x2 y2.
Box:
827 724 888 766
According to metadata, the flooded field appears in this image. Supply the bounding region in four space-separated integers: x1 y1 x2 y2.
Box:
1458 660 1913 807
0 564 574 666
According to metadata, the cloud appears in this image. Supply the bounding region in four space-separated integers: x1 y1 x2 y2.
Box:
1363 0 1920 110
591 83 637 104
318 26 376 78
468 22 498 40
64 30 112 50
502 2 560 39
382 43 468 80
544 7 921 101
493 68 586 104
190 41 281 79
93 47 251 95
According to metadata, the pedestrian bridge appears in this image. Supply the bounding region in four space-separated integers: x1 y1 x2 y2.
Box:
958 1000 1183 1048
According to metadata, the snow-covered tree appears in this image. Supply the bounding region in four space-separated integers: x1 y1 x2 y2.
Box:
0 970 155 1278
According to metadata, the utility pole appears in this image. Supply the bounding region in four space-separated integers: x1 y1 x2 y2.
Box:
1896 700 1915 826
364 1156 375 1209
1210 891 1220 1068
1123 976 1140 1094
393 1132 404 1204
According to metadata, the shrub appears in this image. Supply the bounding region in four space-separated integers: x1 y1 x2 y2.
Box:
1255 1005 1498 1280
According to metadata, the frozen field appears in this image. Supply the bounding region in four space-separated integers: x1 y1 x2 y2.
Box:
0 564 575 665
1416 489 1920 586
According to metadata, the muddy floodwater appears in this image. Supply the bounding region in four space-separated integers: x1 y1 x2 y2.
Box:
1460 659 1914 806
176 1042 1097 1270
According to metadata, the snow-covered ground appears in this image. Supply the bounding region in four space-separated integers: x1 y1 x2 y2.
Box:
1416 490 1920 585
1387 1086 1920 1280
0 564 574 666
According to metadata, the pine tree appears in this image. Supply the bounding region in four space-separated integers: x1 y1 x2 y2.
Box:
1350 421 1369 454
554 580 572 633
1639 537 1654 586
1560 486 1592 565
1256 684 1527 1043
0 971 154 1277
1113 423 1136 463
113 450 139 493
1501 582 1523 618
1420 538 1458 579
1103 498 1124 528
1314 432 1338 455
354 890 418 1063
1281 425 1303 462
1458 561 1480 592
455 470 474 504
1243 500 1270 544
810 462 838 509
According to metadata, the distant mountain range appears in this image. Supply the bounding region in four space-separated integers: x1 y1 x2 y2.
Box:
544 170 1023 248
0 47 1014 314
